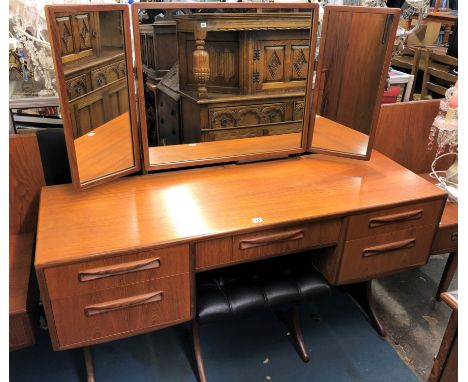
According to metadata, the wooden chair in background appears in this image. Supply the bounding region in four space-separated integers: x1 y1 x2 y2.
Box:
391 47 421 101
421 51 458 99
374 100 458 299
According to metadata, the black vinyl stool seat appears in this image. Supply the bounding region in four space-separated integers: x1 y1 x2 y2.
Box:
192 254 331 382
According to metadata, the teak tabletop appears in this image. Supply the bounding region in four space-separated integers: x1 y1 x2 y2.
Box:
35 151 446 268
74 112 135 183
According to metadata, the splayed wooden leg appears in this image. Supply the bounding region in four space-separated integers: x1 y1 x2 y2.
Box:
83 346 95 382
342 280 386 337
436 251 457 300
192 320 208 382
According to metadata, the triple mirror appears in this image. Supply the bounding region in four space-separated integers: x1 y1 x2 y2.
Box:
46 4 399 190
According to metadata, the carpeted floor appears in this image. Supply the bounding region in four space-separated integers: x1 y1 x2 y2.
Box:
10 288 419 382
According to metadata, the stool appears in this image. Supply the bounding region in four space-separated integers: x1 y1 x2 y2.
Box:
192 254 331 382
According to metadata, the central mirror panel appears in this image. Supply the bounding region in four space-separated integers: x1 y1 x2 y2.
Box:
134 3 318 170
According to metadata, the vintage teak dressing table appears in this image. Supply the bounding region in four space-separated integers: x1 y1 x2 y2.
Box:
37 3 447 381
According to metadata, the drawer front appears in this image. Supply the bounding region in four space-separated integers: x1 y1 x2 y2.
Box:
209 109 238 130
258 103 287 125
45 245 189 300
202 126 263 142
65 73 92 100
338 225 434 284
263 121 302 136
196 220 342 271
195 237 233 271
91 60 124 90
208 102 288 130
293 100 304 121
431 226 458 254
346 200 444 240
51 274 190 348
233 220 341 261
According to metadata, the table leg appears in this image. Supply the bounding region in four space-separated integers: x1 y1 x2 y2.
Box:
341 280 386 337
436 251 457 301
83 346 95 382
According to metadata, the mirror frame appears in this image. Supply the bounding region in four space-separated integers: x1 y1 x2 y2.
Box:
306 6 400 160
132 2 319 172
45 4 141 190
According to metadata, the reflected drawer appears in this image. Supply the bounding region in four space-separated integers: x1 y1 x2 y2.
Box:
346 200 444 240
208 102 288 130
65 73 92 100
91 60 124 90
337 225 435 284
51 273 190 349
263 121 302 136
202 126 263 142
45 245 189 300
196 219 342 271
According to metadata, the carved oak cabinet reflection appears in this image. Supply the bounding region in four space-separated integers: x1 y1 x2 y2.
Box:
162 13 311 144
57 10 129 138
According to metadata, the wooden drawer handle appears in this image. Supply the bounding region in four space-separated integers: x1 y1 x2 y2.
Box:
362 238 416 257
368 210 423 228
79 257 161 282
451 232 458 241
239 229 304 250
84 291 163 316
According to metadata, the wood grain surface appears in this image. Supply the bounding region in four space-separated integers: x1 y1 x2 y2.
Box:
74 112 135 183
9 134 46 234
307 6 400 160
311 116 369 156
35 151 446 268
374 100 454 174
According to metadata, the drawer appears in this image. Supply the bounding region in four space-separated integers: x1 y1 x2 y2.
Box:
65 73 92 100
202 126 263 142
293 100 304 121
431 226 458 254
196 220 342 271
263 121 302 136
337 225 435 284
51 273 190 349
346 200 445 240
91 60 124 90
208 102 288 130
258 103 287 125
209 109 238 130
45 245 189 300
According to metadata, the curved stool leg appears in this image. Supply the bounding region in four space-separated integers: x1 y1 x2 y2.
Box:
83 346 95 382
276 306 310 363
192 320 208 382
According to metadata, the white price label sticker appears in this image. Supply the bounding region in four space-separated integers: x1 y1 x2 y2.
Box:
251 217 263 223
200 22 207 28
